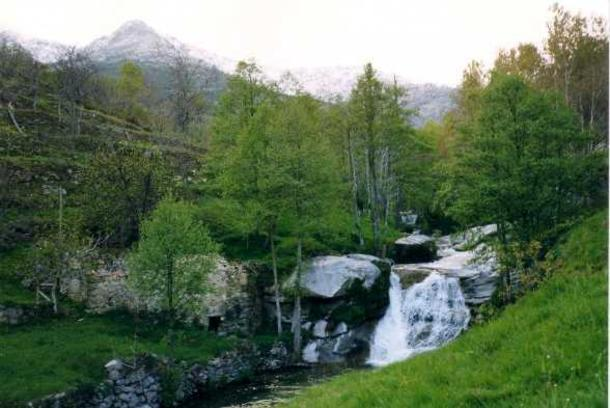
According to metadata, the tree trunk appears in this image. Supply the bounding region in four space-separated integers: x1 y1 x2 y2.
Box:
166 255 176 355
368 146 381 256
51 277 59 314
7 103 24 135
76 106 82 137
270 231 282 335
346 129 364 246
292 237 303 360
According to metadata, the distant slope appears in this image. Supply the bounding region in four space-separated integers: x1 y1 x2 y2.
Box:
286 211 608 407
3 20 455 127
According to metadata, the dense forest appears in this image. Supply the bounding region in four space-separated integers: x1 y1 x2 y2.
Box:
0 4 607 406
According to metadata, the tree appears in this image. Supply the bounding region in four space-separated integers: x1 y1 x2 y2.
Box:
446 74 595 245
0 41 43 131
166 51 205 132
494 43 545 85
206 61 286 334
545 4 608 141
80 143 170 247
349 64 384 254
207 60 273 182
266 93 340 357
115 61 150 124
347 64 414 255
127 197 219 339
217 97 286 335
54 47 96 136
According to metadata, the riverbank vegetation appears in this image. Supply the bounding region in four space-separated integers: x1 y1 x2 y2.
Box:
286 211 608 407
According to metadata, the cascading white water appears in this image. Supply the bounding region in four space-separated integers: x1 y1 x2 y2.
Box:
367 272 470 367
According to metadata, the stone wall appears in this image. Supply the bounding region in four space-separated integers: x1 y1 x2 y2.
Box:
175 341 289 403
28 342 290 408
82 256 261 336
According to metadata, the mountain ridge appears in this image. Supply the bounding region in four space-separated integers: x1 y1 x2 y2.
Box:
1 20 455 126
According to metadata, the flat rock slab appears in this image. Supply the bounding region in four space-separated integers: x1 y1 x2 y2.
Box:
393 245 498 305
394 233 437 263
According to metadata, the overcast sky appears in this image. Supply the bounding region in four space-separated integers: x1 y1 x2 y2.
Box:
0 0 606 85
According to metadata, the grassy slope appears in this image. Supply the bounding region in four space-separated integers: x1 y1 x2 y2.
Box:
287 211 608 407
0 311 237 403
1 99 205 254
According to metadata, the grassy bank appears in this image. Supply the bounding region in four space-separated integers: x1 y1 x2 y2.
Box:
0 311 237 403
286 211 608 407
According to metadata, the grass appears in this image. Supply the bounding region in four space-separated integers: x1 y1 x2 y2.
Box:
0 246 37 306
286 210 608 407
0 311 238 403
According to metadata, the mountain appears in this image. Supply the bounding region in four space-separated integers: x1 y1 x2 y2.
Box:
85 20 178 63
83 20 228 101
276 66 455 126
0 30 66 63
3 20 455 126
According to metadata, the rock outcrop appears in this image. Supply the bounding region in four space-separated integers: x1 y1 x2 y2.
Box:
279 254 392 364
393 243 498 306
394 232 437 263
284 254 385 298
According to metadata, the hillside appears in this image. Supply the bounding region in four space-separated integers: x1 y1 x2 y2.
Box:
0 93 203 252
1 20 455 127
286 211 608 407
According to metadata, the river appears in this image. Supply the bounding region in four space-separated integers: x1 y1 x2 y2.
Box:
183 364 361 407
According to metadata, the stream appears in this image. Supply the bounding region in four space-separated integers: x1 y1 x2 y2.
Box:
183 364 361 408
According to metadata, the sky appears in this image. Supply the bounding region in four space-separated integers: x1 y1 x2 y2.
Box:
0 0 607 85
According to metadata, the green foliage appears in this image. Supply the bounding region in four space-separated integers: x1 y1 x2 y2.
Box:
347 63 416 254
0 246 37 305
80 143 171 247
127 196 219 319
286 212 608 407
113 61 151 125
444 74 600 245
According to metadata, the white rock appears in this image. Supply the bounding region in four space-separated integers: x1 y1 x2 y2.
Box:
313 320 328 338
393 244 498 305
395 232 434 246
302 341 319 363
286 255 383 298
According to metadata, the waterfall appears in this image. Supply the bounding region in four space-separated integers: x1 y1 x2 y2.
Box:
367 272 470 367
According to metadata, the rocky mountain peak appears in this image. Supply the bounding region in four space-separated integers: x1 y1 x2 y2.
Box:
86 19 177 63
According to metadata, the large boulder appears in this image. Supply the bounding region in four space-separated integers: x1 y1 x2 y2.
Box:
285 254 389 299
302 320 377 364
394 232 437 263
280 254 392 364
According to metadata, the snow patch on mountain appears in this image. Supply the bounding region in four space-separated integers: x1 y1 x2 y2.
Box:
0 30 66 63
4 20 455 125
